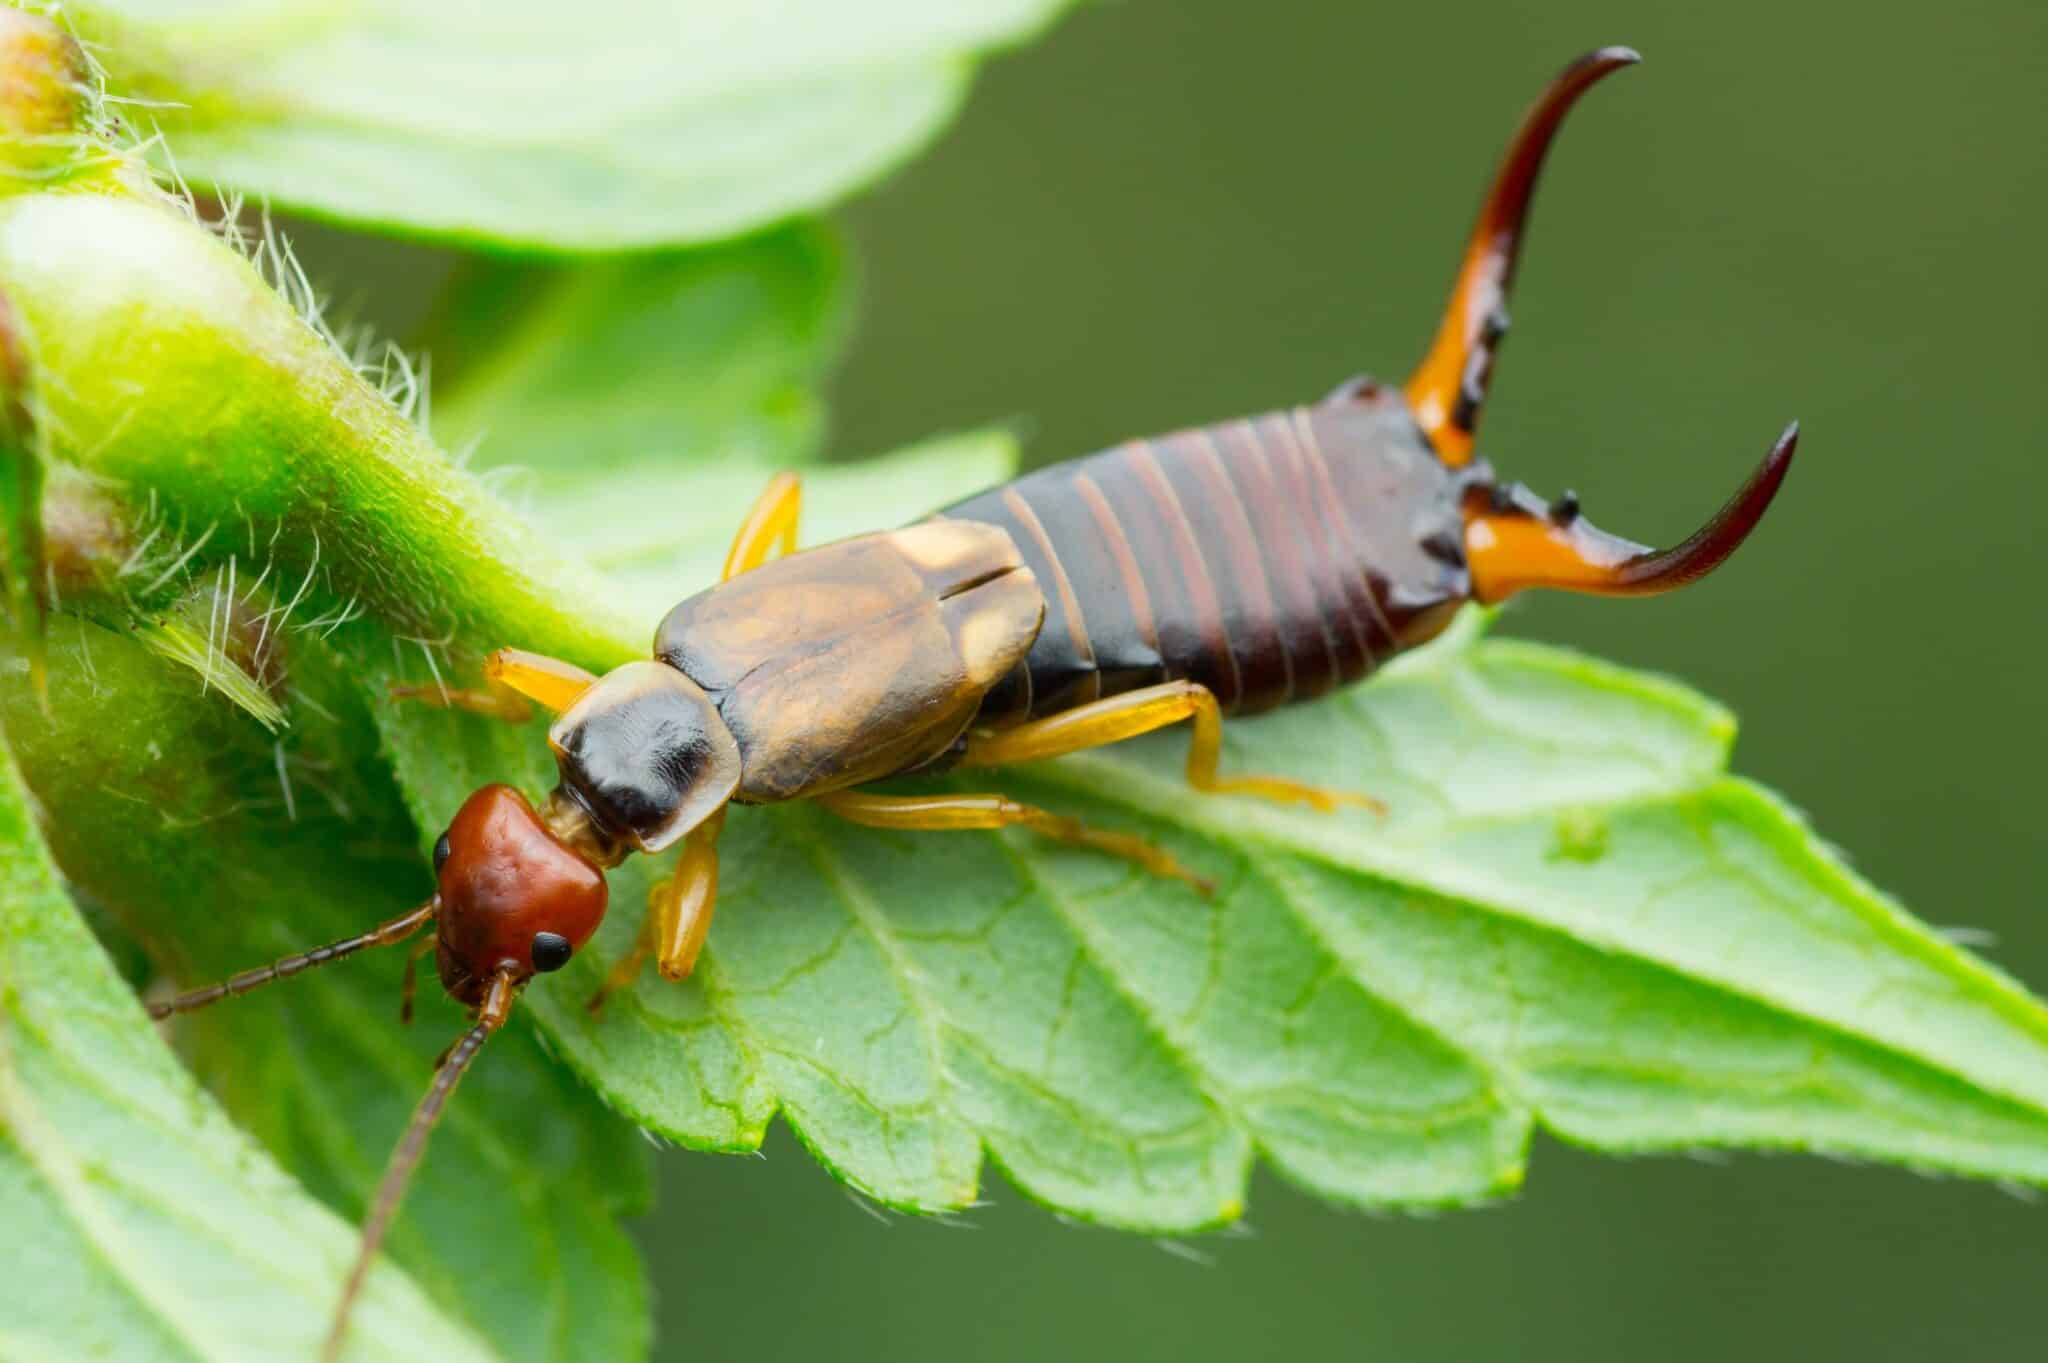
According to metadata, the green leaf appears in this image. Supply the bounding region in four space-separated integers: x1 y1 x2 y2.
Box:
424 222 1011 622
6 113 2047 1260
538 431 1021 631
405 612 2048 1223
429 224 848 481
59 0 1076 250
0 703 499 1362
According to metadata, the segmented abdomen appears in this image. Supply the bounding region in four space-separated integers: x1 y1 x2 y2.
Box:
939 384 1471 724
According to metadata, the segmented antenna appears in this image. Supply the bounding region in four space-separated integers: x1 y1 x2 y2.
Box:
322 970 519 1363
148 902 435 1019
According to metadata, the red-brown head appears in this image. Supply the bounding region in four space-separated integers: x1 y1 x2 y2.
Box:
431 784 609 1007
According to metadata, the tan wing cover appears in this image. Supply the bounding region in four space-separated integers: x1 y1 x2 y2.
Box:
655 521 1044 803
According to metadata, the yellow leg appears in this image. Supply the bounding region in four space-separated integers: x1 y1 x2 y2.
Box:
586 809 725 1013
722 472 803 581
391 647 598 722
652 808 725 981
814 790 1212 894
961 680 1384 815
486 648 599 712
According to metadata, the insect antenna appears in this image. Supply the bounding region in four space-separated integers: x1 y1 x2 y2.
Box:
322 968 520 1363
147 901 436 1018
1406 45 1641 464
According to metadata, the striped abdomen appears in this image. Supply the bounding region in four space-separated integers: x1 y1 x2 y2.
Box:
939 380 1474 724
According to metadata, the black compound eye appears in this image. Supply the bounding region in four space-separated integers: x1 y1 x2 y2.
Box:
530 932 574 973
432 832 452 873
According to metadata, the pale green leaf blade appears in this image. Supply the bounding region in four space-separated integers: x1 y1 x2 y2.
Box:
399 207 2048 1216
551 432 1020 627
430 224 847 483
975 630 2048 1208
401 261 2048 1218
0 727 496 1362
63 0 1076 250
426 222 1009 625
448 615 2048 1222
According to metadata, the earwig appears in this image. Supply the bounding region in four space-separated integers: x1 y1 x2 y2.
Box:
145 48 1797 1360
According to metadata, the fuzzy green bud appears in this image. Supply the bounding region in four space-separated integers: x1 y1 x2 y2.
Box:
0 9 92 185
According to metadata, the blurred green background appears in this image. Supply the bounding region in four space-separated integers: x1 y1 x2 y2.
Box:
301 0 2046 1358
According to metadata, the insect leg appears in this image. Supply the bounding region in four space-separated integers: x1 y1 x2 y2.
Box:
397 935 436 1023
814 790 1211 893
721 471 803 580
651 808 724 981
585 915 652 1015
486 647 600 710
961 680 1384 814
586 809 725 1011
389 647 597 721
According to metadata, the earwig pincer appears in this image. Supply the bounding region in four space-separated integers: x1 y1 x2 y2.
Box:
144 48 1798 1360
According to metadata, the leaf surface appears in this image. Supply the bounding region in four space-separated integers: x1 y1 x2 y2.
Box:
0 717 502 1362
61 0 1075 250
425 222 1012 623
401 192 2048 1219
428 224 847 481
406 608 2048 1223
0 609 656 1363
